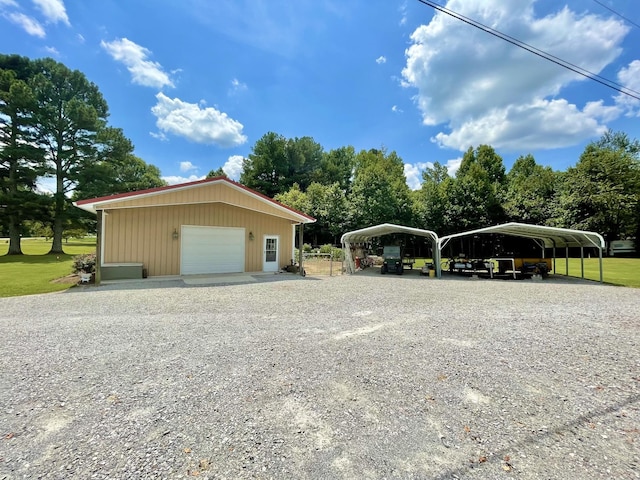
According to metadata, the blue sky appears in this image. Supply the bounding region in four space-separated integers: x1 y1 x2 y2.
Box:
2 0 639 191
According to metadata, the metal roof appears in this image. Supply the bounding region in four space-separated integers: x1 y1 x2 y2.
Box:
341 223 439 244
73 176 315 224
439 222 605 250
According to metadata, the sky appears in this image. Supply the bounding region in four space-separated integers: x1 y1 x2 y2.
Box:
2 0 639 192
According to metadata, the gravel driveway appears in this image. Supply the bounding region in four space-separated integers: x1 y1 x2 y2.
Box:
1 273 639 479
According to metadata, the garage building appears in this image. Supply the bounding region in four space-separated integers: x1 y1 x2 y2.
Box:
74 177 316 283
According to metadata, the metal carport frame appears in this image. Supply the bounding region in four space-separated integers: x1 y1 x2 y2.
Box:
438 222 606 282
341 223 440 276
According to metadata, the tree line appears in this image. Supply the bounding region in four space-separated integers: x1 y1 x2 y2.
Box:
1 54 165 254
3 55 639 256
239 130 640 249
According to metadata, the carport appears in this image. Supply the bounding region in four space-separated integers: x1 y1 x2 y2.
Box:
438 222 606 282
341 223 440 276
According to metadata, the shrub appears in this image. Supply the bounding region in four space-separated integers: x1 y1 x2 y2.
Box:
72 252 96 274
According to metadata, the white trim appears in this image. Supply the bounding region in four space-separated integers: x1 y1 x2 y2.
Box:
291 224 296 265
100 209 107 266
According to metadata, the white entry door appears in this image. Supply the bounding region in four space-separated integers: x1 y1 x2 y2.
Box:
263 235 279 272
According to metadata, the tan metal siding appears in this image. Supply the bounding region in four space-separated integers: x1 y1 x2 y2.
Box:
103 203 295 276
100 182 301 222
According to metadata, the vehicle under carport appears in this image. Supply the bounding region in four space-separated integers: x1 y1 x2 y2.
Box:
341 223 440 276
438 222 606 282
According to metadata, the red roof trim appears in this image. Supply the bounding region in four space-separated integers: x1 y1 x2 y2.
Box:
74 177 316 222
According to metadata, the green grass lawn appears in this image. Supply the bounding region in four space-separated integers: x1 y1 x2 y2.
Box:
414 256 640 288
0 238 96 298
1 241 639 297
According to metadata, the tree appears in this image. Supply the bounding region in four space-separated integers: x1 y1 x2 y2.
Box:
448 145 507 230
273 183 311 214
348 148 412 229
413 161 452 235
556 132 640 243
0 55 46 254
240 132 324 197
240 132 288 197
315 146 355 192
31 57 109 254
74 127 166 200
306 182 348 244
503 154 558 225
206 167 228 178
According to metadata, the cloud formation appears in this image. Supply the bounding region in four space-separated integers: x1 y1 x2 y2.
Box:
6 11 44 37
222 155 244 180
376 56 387 64
32 0 69 25
180 161 196 172
101 38 174 89
151 93 247 147
162 175 205 186
402 1 630 151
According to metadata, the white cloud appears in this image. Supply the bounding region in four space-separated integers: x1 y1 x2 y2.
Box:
404 162 429 190
6 12 45 37
222 155 244 180
0 0 18 7
101 38 174 89
76 33 84 43
445 157 462 177
32 0 69 25
151 92 247 147
392 105 403 113
376 55 387 64
404 157 462 190
616 60 640 116
44 45 59 56
149 131 168 142
229 78 247 94
402 1 629 151
162 175 205 186
180 161 197 172
433 98 609 151
399 1 407 26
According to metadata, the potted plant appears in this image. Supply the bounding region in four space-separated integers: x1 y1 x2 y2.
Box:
72 252 96 283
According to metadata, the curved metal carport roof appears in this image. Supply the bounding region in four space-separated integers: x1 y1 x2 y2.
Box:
438 222 606 282
341 223 440 275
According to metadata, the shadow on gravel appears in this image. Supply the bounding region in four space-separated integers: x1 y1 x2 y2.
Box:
433 393 640 479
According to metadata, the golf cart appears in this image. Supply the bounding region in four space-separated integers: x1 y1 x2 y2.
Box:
381 245 403 275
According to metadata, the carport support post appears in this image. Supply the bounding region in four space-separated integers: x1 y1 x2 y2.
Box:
580 247 584 279
565 247 569 276
298 223 304 276
599 247 603 283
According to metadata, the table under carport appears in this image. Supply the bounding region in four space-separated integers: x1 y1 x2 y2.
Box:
438 222 606 282
341 223 440 276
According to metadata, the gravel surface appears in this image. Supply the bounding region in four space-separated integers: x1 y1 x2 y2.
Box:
1 272 639 479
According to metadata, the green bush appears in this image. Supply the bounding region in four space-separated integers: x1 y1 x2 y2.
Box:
72 252 96 274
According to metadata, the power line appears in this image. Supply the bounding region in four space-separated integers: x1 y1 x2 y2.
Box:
592 0 640 30
415 0 640 102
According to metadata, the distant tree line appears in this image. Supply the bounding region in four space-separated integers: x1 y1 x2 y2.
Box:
239 130 640 250
1 54 165 255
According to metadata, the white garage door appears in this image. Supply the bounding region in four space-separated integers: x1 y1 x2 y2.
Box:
181 226 245 275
